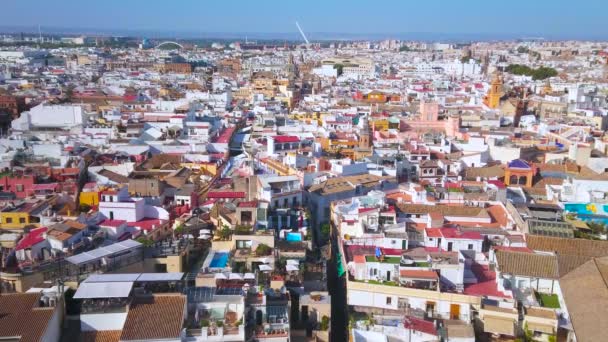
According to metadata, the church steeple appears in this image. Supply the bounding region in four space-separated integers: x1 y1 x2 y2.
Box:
484 72 503 109
542 79 552 95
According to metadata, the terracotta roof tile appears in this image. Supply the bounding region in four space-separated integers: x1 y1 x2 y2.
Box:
0 293 56 342
120 294 186 341
560 257 608 342
81 330 121 342
526 235 608 258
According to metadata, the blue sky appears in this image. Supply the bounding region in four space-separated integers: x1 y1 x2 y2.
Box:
0 0 606 39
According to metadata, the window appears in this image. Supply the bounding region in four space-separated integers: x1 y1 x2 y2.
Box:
16 184 23 192
386 297 392 305
468 244 474 250
237 240 252 249
19 217 25 224
5 217 12 223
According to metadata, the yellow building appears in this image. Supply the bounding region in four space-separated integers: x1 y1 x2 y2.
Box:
79 191 100 207
370 118 389 131
181 162 219 177
484 73 503 109
0 201 47 231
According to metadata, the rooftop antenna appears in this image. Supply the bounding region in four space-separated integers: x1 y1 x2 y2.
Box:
295 21 310 45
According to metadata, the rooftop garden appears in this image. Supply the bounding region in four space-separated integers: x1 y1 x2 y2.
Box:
363 279 399 287
536 292 560 309
365 255 401 264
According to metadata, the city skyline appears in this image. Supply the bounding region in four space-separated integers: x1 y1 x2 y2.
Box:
1 0 607 41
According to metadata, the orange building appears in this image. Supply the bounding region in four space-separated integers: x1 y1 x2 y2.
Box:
504 159 534 187
154 63 192 74
484 73 503 109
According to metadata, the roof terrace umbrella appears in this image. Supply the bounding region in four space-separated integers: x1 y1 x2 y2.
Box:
229 273 243 280
214 273 227 280
244 273 255 280
259 264 272 272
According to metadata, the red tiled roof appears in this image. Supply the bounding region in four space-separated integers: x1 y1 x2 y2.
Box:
464 263 510 298
215 127 235 144
426 228 443 238
487 180 506 189
32 183 58 191
358 207 377 214
207 191 246 199
15 227 47 251
440 228 483 240
238 201 257 208
404 316 438 336
83 182 98 190
128 218 164 232
273 135 300 143
99 219 127 228
353 255 366 264
399 269 438 280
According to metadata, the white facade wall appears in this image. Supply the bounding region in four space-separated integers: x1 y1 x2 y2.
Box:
32 144 63 159
40 305 62 342
348 289 471 321
489 145 521 164
439 237 483 253
29 104 84 128
100 223 127 239
99 199 145 222
80 312 128 331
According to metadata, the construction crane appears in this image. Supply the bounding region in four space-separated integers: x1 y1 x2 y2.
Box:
295 21 310 45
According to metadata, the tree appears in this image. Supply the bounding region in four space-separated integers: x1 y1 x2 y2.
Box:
333 64 344 76
587 222 606 235
399 45 410 52
255 243 272 256
136 237 154 247
174 224 185 236
505 64 557 80
321 223 331 239
64 84 76 102
217 227 232 240
320 315 330 331
517 46 530 54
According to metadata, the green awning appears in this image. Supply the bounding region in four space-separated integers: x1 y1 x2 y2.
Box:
336 252 346 277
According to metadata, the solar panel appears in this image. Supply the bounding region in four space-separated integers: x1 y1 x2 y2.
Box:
137 273 184 282
66 253 93 265
84 273 141 283
66 239 143 265
187 287 216 302
73 281 134 299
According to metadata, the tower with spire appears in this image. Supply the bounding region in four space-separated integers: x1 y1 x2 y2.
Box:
484 72 503 109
